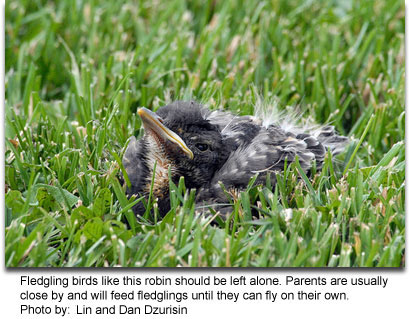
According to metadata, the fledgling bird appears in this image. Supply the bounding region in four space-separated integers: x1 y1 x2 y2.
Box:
122 101 348 218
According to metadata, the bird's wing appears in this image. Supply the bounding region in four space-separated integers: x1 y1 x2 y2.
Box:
122 136 147 194
198 126 325 202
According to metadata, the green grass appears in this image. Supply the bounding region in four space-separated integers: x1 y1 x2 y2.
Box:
5 0 404 267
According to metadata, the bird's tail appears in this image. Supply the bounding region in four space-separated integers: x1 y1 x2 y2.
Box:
314 125 349 156
253 96 349 157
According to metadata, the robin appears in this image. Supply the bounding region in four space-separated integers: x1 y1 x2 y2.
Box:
122 101 347 218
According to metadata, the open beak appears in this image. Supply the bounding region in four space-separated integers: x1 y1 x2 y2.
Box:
137 107 194 159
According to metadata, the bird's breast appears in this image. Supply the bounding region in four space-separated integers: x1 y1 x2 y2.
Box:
143 141 173 199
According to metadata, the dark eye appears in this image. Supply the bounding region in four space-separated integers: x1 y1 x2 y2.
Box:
195 143 209 151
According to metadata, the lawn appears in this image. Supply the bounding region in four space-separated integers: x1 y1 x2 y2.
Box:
5 0 405 267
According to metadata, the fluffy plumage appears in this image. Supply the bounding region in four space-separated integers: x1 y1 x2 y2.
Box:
123 101 348 218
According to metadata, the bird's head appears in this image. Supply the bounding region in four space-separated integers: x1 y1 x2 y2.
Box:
123 101 230 214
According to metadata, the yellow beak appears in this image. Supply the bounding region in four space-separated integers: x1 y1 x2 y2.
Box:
137 107 194 160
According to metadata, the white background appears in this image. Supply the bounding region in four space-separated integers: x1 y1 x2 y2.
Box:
1 1 408 318
2 272 409 318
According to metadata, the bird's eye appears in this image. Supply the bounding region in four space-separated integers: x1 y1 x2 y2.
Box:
195 143 209 151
